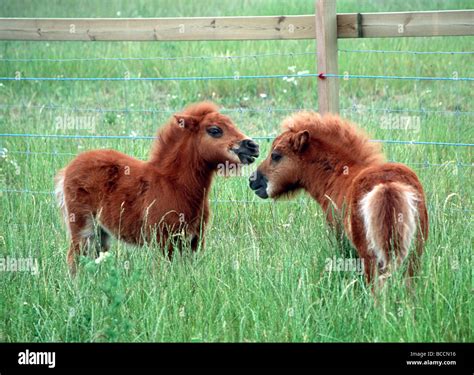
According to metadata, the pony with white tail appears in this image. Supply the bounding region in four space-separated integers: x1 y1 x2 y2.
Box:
250 112 429 288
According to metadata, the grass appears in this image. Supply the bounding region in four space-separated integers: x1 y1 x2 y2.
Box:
0 0 472 342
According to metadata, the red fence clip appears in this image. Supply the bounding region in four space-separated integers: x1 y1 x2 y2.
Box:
318 72 326 80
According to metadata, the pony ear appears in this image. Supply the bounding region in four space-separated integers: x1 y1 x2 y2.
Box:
173 114 200 129
291 130 310 153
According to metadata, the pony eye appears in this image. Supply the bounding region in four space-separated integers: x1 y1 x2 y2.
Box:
206 126 223 138
271 151 282 162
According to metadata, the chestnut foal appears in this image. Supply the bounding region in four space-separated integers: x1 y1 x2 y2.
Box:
250 112 428 287
56 102 259 275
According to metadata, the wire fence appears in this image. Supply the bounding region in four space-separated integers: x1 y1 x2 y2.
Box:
1 72 473 82
1 132 473 147
1 48 472 209
1 103 474 116
0 189 471 214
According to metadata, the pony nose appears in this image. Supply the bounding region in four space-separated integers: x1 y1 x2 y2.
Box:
249 170 267 189
240 139 259 156
249 170 269 199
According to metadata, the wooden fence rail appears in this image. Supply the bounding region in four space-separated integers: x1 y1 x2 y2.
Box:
0 10 472 41
0 1 472 114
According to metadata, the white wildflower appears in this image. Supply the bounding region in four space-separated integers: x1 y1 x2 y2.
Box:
95 251 111 264
232 259 240 270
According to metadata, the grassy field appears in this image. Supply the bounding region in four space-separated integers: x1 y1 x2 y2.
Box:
0 0 472 342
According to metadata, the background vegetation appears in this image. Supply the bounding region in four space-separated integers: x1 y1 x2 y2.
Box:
0 0 472 342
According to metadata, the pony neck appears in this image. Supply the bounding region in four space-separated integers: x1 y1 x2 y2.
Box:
149 132 215 202
302 157 367 213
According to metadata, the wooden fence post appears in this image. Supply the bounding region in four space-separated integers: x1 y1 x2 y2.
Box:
315 0 339 114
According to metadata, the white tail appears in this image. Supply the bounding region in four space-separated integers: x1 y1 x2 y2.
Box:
360 182 419 277
54 169 70 235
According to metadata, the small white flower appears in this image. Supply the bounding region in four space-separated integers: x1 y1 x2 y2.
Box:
259 93 267 99
95 251 111 264
116 11 121 16
288 66 296 72
232 259 240 270
129 130 138 138
243 97 249 101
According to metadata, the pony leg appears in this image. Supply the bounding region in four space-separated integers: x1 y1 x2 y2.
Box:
95 226 111 255
191 234 205 252
158 232 174 260
67 236 90 277
406 232 425 290
66 214 95 276
363 256 390 297
362 255 377 287
407 203 428 290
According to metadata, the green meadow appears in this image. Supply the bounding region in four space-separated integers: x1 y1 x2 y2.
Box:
0 0 472 342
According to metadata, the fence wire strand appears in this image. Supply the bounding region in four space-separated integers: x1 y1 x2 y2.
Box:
1 48 472 206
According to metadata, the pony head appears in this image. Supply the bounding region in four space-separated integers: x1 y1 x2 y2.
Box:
248 115 311 199
155 102 259 168
249 111 382 199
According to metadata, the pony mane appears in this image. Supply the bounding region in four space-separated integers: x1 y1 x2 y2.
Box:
281 111 384 165
149 102 219 163
178 101 219 118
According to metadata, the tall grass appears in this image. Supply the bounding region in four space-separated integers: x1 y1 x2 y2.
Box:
0 0 472 342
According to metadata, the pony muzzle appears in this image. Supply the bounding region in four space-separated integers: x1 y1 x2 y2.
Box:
232 139 259 165
249 170 269 199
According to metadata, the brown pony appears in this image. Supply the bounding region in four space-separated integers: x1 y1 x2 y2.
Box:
250 112 428 287
55 102 259 275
